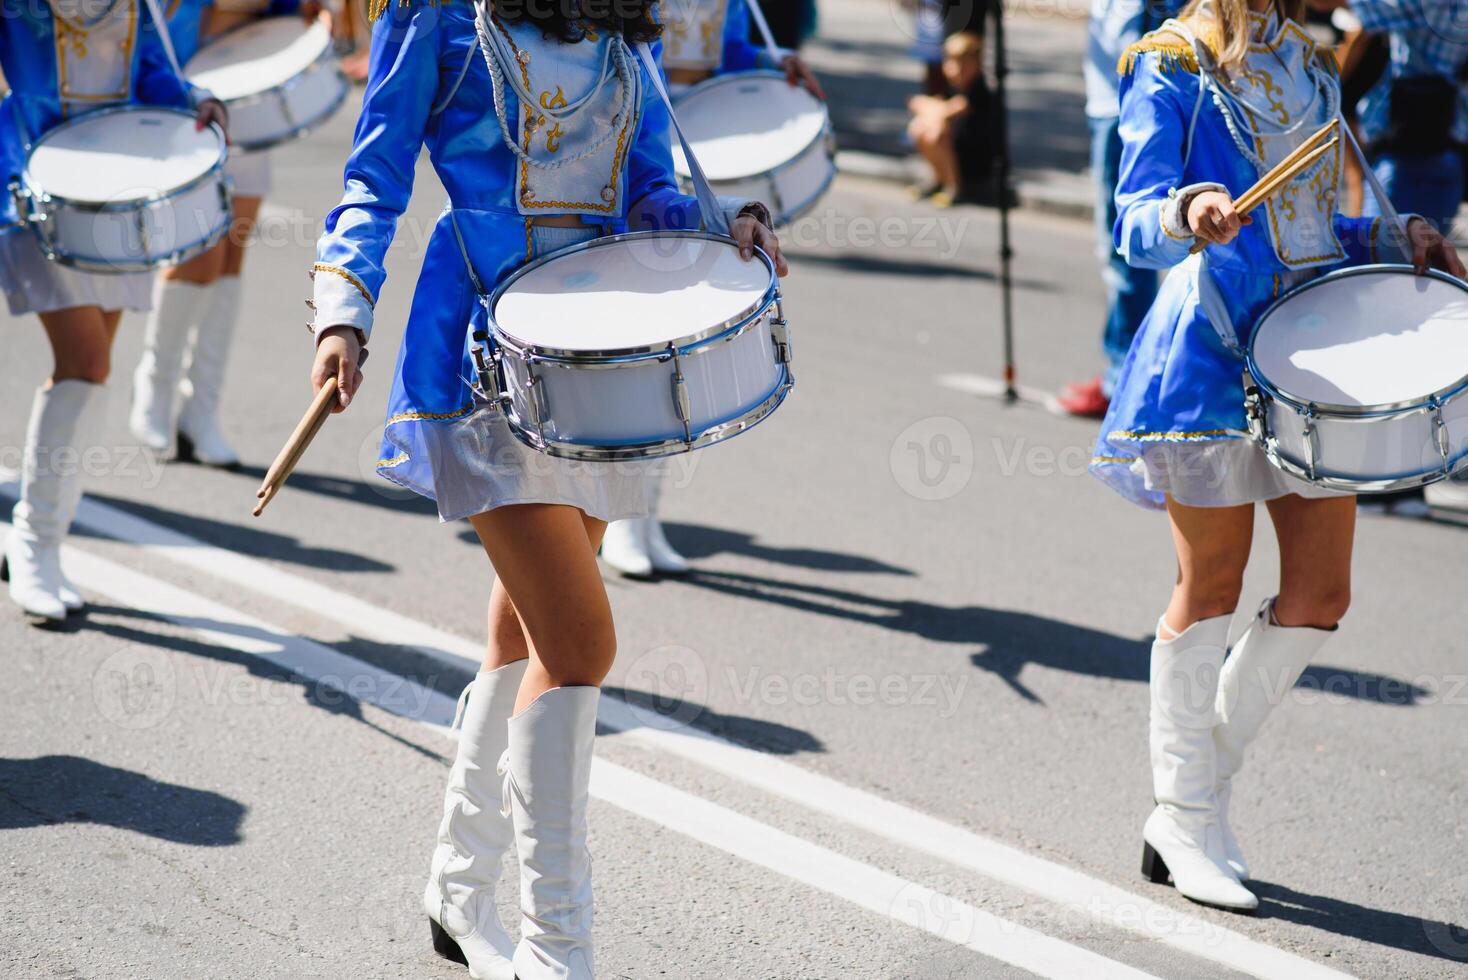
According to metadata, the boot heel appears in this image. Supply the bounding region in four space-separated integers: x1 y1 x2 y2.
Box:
428 918 468 966
1 556 8 582
1141 841 1171 884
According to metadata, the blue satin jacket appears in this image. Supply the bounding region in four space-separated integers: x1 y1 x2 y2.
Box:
1090 24 1391 509
0 0 200 225
715 0 774 72
310 2 718 460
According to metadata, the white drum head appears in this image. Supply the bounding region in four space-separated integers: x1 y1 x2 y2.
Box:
493 235 772 353
187 17 332 99
672 73 827 181
1252 268 1468 407
26 108 223 204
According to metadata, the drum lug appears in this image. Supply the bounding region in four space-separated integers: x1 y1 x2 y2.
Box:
1301 405 1320 482
471 330 508 408
525 356 548 444
669 344 694 447
134 208 151 266
1431 395 1452 477
770 313 792 365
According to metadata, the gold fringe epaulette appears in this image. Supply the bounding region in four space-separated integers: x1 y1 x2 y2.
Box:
368 0 436 22
1117 36 1199 77
1315 46 1340 75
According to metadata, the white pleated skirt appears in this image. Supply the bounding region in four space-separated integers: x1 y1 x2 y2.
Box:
1129 436 1349 508
0 228 153 316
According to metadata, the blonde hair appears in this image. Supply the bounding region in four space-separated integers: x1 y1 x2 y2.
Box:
1175 0 1307 71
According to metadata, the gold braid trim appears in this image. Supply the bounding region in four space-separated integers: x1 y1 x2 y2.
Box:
312 263 376 307
1118 36 1199 77
368 0 436 23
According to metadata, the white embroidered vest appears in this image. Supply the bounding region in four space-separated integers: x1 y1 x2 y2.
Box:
488 18 640 218
1211 14 1344 268
50 0 137 117
660 0 727 72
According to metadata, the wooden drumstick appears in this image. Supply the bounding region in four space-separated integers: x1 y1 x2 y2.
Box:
253 379 340 517
1189 135 1340 255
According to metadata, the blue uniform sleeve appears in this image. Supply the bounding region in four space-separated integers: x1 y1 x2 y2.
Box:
312 3 440 341
1113 52 1202 270
720 0 769 72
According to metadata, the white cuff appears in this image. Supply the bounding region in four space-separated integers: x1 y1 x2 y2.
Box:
755 47 794 71
715 195 755 231
1162 182 1226 241
310 264 375 342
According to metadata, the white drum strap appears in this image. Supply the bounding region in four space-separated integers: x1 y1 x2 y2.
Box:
634 42 728 234
1337 114 1411 262
744 0 785 64
140 0 189 95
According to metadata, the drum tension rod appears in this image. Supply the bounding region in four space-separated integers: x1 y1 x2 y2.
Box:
1301 404 1320 483
1431 396 1452 477
770 296 792 366
668 343 694 448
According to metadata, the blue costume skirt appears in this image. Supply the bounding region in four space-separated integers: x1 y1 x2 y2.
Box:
1090 257 1344 510
375 213 658 523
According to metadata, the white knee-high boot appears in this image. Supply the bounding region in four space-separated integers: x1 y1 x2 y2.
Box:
4 382 105 619
1141 613 1258 911
599 478 687 578
641 477 688 575
426 660 528 980
505 686 599 980
177 276 241 467
131 278 203 452
1214 598 1331 880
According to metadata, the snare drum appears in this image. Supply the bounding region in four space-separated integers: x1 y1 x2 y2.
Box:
483 231 793 461
186 17 347 151
13 106 230 273
671 72 835 227
1246 264 1468 492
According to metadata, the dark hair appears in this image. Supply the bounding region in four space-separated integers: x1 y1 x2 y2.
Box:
491 0 662 43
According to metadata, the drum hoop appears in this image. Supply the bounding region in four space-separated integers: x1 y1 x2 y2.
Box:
1247 263 1468 417
22 106 227 212
488 230 779 360
38 214 232 273
1258 436 1468 493
503 367 792 461
671 70 831 181
187 14 331 83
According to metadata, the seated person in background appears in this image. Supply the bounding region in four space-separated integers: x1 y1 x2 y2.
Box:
907 31 994 206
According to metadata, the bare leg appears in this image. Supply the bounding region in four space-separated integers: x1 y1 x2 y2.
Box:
1162 495 1254 634
40 306 115 383
1265 494 1355 628
219 196 261 278
467 504 613 711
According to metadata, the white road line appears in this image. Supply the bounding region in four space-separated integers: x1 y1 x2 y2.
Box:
30 528 1158 980
4 472 1359 980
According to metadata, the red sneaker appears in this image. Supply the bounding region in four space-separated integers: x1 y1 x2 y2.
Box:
1058 376 1109 418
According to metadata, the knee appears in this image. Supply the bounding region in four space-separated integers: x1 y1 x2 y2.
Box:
1179 572 1245 621
54 351 110 384
534 603 617 688
1276 587 1350 629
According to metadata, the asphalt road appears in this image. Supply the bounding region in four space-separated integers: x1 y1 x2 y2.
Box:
3 56 1468 980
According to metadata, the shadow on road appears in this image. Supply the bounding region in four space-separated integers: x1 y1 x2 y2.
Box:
225 464 440 518
1254 879 1468 965
0 755 244 846
79 492 396 574
600 685 826 756
782 249 1050 289
78 605 446 764
663 522 913 576
677 567 1432 708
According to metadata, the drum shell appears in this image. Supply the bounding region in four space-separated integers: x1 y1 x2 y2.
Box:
496 306 789 460
1254 386 1468 492
672 71 836 227
221 56 348 151
682 131 836 228
22 111 231 273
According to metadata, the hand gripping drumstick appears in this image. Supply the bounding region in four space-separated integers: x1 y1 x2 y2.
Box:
1189 120 1340 255
252 380 340 517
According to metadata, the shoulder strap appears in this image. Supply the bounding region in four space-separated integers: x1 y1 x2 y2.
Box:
635 42 728 234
